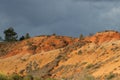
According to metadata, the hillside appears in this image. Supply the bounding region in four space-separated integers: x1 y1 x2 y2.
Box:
0 35 78 57
1 31 120 80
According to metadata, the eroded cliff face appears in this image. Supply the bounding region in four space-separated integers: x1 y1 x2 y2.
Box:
1 31 120 79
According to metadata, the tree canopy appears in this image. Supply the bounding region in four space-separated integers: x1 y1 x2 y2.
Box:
4 27 18 42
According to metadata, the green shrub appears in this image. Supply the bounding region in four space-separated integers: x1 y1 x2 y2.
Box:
23 75 33 80
105 73 115 80
0 73 56 80
0 74 8 80
9 74 23 80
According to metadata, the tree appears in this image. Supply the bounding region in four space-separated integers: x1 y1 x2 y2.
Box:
25 33 30 39
79 34 84 40
0 36 3 41
19 36 25 41
4 27 18 42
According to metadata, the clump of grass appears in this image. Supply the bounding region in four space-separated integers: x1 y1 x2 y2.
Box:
68 71 96 80
82 75 95 80
23 75 33 80
0 73 56 80
105 72 116 80
86 63 94 69
78 50 82 55
81 62 87 65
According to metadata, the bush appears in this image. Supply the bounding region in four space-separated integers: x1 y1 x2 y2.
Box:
9 74 23 80
0 73 56 80
0 74 8 80
23 75 33 80
105 72 115 80
78 50 82 55
69 72 95 80
86 64 94 69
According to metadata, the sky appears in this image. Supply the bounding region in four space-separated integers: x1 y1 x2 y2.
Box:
0 0 120 38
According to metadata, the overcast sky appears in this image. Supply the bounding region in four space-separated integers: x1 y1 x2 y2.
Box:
0 0 120 38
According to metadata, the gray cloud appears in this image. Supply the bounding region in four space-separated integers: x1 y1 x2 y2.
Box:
73 0 120 2
0 0 120 38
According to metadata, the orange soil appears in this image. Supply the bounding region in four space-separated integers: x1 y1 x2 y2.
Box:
0 30 120 79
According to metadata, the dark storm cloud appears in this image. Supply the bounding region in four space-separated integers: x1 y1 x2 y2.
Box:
74 0 120 1
0 0 120 38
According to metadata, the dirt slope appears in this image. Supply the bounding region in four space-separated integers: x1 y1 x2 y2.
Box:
0 35 78 57
1 30 120 79
85 30 120 44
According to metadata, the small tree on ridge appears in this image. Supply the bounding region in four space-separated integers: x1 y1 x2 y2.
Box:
4 27 18 42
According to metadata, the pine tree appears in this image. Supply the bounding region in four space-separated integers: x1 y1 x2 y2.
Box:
0 36 3 41
4 27 18 42
19 36 25 41
79 34 84 40
25 33 30 39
